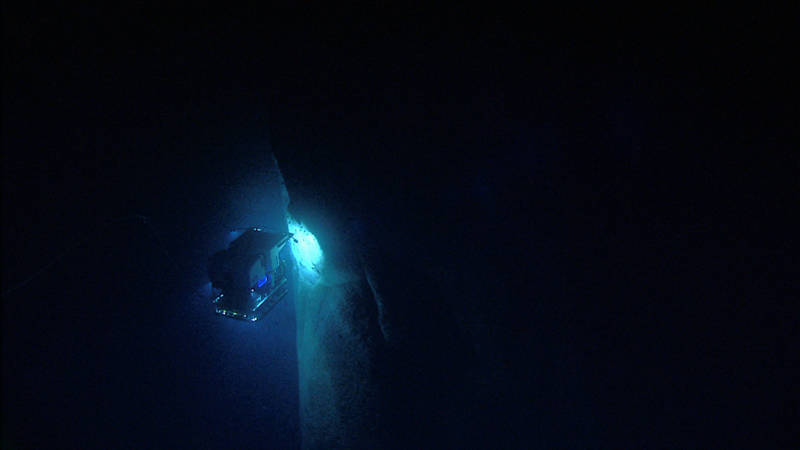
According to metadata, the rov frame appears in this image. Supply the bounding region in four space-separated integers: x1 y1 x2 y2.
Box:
209 228 292 322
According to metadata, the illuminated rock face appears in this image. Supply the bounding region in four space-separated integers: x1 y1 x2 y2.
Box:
277 168 382 448
288 216 325 285
293 256 385 448
287 215 383 448
277 159 473 449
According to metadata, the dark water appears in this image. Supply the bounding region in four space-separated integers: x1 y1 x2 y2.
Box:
4 5 797 448
2 141 300 449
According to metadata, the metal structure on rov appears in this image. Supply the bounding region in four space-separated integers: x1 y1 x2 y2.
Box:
208 228 292 322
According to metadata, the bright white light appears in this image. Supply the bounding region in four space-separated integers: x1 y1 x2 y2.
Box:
288 215 324 283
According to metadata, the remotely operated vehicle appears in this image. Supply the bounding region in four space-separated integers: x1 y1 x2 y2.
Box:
208 228 292 322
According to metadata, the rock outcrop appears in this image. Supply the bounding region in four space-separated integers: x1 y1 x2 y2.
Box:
275 156 474 448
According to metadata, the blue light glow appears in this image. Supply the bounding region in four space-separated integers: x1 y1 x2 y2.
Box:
287 215 323 283
227 229 245 245
257 274 269 288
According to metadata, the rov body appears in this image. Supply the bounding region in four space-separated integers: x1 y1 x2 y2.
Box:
208 228 292 321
